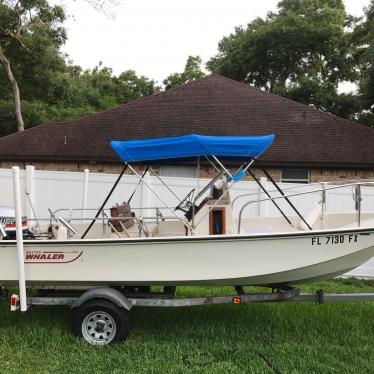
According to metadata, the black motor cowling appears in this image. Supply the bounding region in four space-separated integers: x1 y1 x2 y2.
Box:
0 206 35 240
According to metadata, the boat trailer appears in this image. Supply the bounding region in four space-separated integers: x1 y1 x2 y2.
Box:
3 285 374 345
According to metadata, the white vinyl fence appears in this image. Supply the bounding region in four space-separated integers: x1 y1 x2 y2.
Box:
0 166 374 278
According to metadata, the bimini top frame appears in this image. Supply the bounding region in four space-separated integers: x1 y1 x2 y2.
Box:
82 133 312 238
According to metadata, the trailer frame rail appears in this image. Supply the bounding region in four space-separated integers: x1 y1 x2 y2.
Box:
20 287 374 308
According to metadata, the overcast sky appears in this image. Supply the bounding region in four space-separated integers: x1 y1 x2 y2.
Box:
56 0 371 83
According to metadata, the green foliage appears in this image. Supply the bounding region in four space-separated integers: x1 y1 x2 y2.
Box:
0 0 67 101
207 0 359 118
0 63 160 136
352 0 374 127
0 99 96 136
164 56 205 90
49 65 160 109
278 79 362 119
356 112 374 128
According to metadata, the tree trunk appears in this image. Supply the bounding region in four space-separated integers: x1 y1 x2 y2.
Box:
0 44 25 132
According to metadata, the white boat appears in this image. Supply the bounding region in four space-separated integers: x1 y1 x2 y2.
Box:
1 134 374 289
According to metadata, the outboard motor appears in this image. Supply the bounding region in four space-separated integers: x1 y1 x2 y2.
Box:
0 206 35 240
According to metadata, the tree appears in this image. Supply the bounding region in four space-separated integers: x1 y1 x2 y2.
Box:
0 62 160 136
207 0 357 117
115 69 160 102
0 0 66 132
163 56 205 90
352 0 374 127
57 64 160 109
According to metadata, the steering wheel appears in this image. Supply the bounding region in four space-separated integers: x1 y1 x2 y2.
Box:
174 189 195 212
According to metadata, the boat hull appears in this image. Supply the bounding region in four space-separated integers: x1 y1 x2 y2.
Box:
0 228 374 288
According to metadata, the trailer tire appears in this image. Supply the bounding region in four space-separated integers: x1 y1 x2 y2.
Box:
71 299 129 345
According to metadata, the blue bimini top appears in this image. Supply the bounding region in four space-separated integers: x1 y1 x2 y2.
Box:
110 134 275 164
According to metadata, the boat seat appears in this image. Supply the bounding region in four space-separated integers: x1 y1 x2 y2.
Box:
109 202 135 232
242 224 274 234
155 221 186 237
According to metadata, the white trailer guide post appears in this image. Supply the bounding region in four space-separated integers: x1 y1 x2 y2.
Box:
12 166 27 312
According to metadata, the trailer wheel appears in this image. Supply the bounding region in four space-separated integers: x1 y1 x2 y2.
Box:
71 300 129 345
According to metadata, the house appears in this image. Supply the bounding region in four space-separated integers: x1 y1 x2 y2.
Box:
0 74 374 183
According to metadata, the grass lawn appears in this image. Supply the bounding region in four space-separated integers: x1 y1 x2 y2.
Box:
0 278 373 373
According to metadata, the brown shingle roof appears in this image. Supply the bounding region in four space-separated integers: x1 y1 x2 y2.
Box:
0 74 374 168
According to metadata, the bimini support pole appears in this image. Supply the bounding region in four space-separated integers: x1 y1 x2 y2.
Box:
148 166 183 204
127 165 149 204
212 155 233 179
126 163 196 235
81 165 128 239
247 169 292 226
12 166 27 312
255 160 312 230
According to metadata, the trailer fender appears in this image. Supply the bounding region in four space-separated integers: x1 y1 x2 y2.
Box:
71 288 133 311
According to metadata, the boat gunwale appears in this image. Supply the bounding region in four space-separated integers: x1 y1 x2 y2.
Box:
0 226 373 246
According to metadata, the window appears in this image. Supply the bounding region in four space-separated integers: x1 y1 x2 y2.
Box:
281 169 309 184
159 166 197 178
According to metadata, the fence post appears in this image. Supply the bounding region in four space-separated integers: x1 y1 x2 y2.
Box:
25 165 35 220
82 169 89 219
259 177 269 217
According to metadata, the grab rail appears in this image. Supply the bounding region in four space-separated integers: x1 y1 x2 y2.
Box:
28 215 191 239
237 181 374 234
50 206 178 220
232 179 374 209
232 181 324 208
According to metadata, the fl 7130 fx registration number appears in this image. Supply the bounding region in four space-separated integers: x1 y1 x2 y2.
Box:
311 234 358 246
